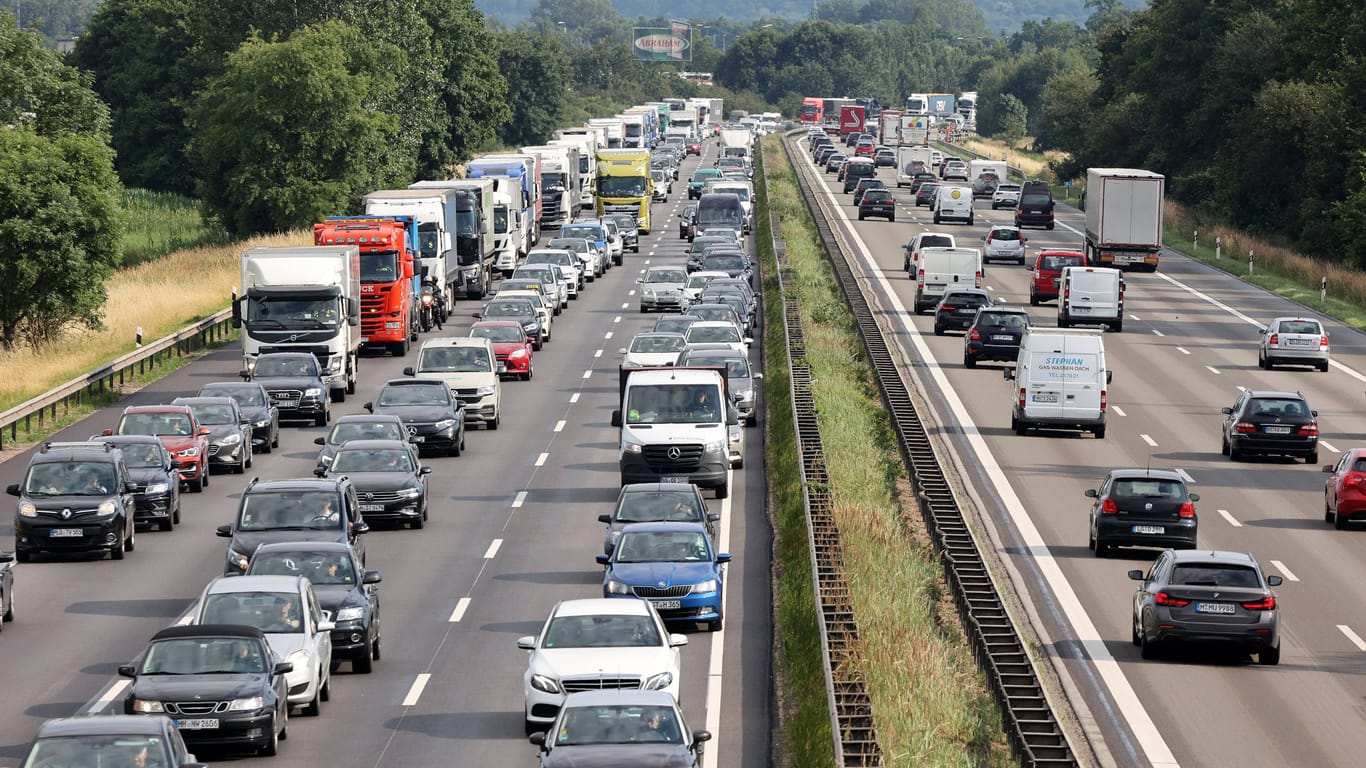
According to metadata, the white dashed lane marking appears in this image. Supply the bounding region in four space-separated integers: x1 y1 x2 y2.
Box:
449 598 470 622
1217 509 1242 527
402 674 431 706
1269 560 1298 582
1140 434 1158 447
511 491 527 509
1339 625 1366 651
483 539 502 559
1111 406 1126 417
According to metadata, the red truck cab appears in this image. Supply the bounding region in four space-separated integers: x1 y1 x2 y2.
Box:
104 405 211 492
315 217 419 357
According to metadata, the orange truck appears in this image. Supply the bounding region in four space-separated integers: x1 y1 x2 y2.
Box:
314 216 420 356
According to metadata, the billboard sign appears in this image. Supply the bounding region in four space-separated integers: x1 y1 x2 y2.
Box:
633 26 691 62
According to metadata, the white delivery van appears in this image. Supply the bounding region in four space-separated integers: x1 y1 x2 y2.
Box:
611 367 742 498
406 337 503 429
933 185 974 225
1058 266 1124 332
1005 327 1110 438
914 247 983 314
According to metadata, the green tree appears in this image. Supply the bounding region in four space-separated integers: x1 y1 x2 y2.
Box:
997 93 1028 143
189 21 405 237
495 29 571 147
1036 68 1096 154
419 0 510 174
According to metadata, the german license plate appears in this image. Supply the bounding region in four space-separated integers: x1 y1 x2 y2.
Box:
176 719 219 730
409 435 425 443
652 600 682 610
49 528 82 538
274 399 298 407
1071 306 1090 313
992 335 1013 341
1265 426 1292 434
1195 602 1235 615
360 504 384 512
1031 393 1058 403
1288 338 1315 346
661 475 689 484
1132 525 1165 535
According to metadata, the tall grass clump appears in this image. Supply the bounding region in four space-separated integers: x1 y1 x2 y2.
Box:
761 134 1013 767
120 189 231 268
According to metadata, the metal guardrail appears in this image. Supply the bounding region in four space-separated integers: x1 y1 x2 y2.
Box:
784 132 1079 767
0 308 235 450
763 142 883 767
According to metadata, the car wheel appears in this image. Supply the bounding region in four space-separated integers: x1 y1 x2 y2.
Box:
412 506 426 530
279 706 288 740
315 408 328 427
272 427 280 449
1229 442 1243 461
1014 417 1028 437
963 354 976 369
532 339 542 351
1131 615 1142 647
260 715 280 756
124 523 135 553
1029 294 1039 307
237 454 247 474
708 616 723 632
353 644 374 674
1093 537 1108 557
1221 434 1230 456
714 481 729 500
1336 507 1349 530
15 551 29 563
159 513 173 532
1320 361 1330 372
4 583 14 621
320 671 330 702
1306 450 1319 464
1139 630 1160 660
1260 645 1281 665
110 529 126 560
1257 351 1268 369
1094 425 1106 439
858 213 865 220
449 436 462 458
1326 496 1336 524
302 686 321 717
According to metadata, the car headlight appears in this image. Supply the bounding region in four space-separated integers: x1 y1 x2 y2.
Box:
98 500 117 516
734 389 754 402
131 699 165 713
287 649 310 668
644 672 674 690
528 321 541 332
304 387 322 397
475 385 496 396
704 439 725 453
623 442 643 454
398 487 422 499
227 548 250 572
227 696 265 711
144 482 169 495
529 674 561 694
177 447 199 457
693 579 719 593
608 530 622 546
606 579 633 595
643 289 657 298
434 418 457 430
335 606 365 622
221 433 242 445
18 502 36 518
509 349 528 360
253 418 272 428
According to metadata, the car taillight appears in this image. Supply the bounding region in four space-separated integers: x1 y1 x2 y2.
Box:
986 234 994 243
1154 592 1190 607
969 329 981 340
1299 423 1319 436
1344 474 1365 488
1268 333 1278 345
1101 498 1118 514
1018 388 1026 409
1235 421 1257 434
941 304 956 311
1100 389 1107 412
1321 335 1330 348
1240 596 1276 611
917 269 924 283
975 271 983 288
1178 502 1196 518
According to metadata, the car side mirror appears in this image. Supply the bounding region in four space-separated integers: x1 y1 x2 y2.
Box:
215 524 232 537
1258 328 1267 335
1266 575 1283 587
1312 410 1319 417
1188 493 1200 502
473 312 482 319
610 410 622 427
1220 407 1233 415
618 348 628 355
317 620 335 632
313 467 326 478
1003 369 1015 380
364 402 374 413
1083 489 1098 498
1105 370 1113 384
706 513 721 523
517 635 536 650
314 437 326 445
420 466 433 475
5 483 18 497
362 570 382 585
595 554 611 565
354 521 370 535
403 367 416 377
669 633 688 648
118 665 136 678
1323 464 1336 473
1127 569 1144 581
273 661 294 675
693 729 713 744
239 369 251 380
529 733 547 747
598 514 612 524
198 427 211 436
715 553 732 564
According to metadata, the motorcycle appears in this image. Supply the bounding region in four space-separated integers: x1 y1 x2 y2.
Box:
419 279 444 332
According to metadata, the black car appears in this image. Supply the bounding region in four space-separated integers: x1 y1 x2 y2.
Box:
678 204 697 241
0 550 13 627
686 236 736 273
95 435 182 531
172 396 253 475
199 381 281 453
22 715 206 768
933 289 993 336
858 188 896 221
8 442 137 562
1015 179 1055 230
915 181 940 207
874 149 896 167
698 253 752 285
963 307 1030 368
243 353 331 427
1086 469 1199 556
842 159 876 193
477 298 543 350
364 378 467 457
908 173 938 195
120 624 291 756
1220 390 1319 462
216 476 369 576
313 414 412 471
602 213 639 253
246 541 382 673
317 439 430 529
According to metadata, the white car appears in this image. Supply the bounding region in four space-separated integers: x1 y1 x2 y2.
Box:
992 183 1021 210
512 265 568 310
194 575 333 715
684 320 751 354
684 270 729 305
546 237 603 280
620 332 688 368
982 225 1027 264
518 598 686 735
525 248 582 297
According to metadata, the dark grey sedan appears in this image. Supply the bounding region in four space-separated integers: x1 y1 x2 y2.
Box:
1086 469 1198 556
598 483 719 554
198 381 280 453
0 550 13 626
318 439 431 529
530 690 710 767
172 396 252 474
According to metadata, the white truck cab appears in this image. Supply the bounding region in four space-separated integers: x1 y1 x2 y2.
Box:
406 337 502 429
1005 327 1111 439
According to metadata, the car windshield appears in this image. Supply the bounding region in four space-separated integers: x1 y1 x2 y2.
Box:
24 461 117 496
377 385 450 407
199 591 306 634
687 275 717 289
599 177 646 197
561 226 601 241
239 490 342 530
702 255 745 271
645 269 687 284
419 346 491 373
116 444 164 468
625 383 723 425
979 313 1026 329
485 301 533 318
471 325 524 343
330 448 413 473
630 336 686 353
254 356 316 378
328 421 403 445
249 551 357 586
118 412 192 437
141 637 268 675
543 615 662 648
527 253 571 268
688 307 738 324
206 385 266 407
191 404 236 426
1111 479 1184 498
654 317 698 334
686 326 740 344
1169 564 1262 588
24 736 171 768
616 492 703 523
864 191 892 202
943 293 988 308
614 530 711 563
555 704 683 746
548 240 586 254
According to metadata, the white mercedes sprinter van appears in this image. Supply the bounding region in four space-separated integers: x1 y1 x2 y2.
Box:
1005 327 1110 438
913 246 983 314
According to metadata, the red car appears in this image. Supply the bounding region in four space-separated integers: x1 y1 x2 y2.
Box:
1028 249 1087 306
686 139 702 156
104 405 211 492
854 141 875 157
470 320 534 381
1324 449 1366 529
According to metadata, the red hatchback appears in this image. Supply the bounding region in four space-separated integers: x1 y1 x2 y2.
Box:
854 140 876 157
104 405 211 492
1324 449 1366 529
1029 249 1087 305
470 320 534 380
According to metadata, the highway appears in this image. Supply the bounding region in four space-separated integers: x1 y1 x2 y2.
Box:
0 144 772 768
796 134 1366 768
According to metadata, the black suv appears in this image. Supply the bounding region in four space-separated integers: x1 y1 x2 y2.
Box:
8 442 137 561
216 476 369 575
243 352 330 427
94 435 181 531
963 307 1030 368
1086 469 1199 556
1220 390 1319 463
933 288 993 336
364 378 467 457
1015 180 1055 230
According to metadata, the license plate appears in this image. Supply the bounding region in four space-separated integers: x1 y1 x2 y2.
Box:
176 719 219 730
1031 393 1058 403
652 600 682 610
958 308 976 314
409 435 425 443
1265 426 1292 434
1071 306 1090 313
1052 278 1060 287
274 399 298 407
360 504 384 512
991 335 1014 341
49 528 82 538
1195 602 1236 615
1288 338 1315 346
1132 525 1165 535
661 475 689 484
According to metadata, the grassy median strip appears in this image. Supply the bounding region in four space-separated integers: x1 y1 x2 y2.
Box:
761 134 1013 767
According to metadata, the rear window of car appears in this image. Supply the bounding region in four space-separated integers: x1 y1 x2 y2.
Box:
1277 320 1321 334
979 312 1026 328
990 230 1021 241
1112 479 1184 498
1248 398 1310 417
863 191 893 202
1021 193 1052 207
1170 564 1261 588
921 236 954 248
1040 255 1084 271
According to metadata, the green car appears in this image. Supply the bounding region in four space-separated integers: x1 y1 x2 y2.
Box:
688 168 723 199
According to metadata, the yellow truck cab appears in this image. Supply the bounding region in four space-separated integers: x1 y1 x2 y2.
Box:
595 148 653 234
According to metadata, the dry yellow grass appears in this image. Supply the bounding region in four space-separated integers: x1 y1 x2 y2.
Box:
953 136 1063 180
0 231 311 410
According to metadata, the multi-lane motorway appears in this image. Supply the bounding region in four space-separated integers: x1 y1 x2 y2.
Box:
797 134 1366 768
0 144 771 768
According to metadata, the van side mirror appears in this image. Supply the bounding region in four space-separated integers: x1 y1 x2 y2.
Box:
1003 369 1015 381
611 410 622 427
1105 370 1113 384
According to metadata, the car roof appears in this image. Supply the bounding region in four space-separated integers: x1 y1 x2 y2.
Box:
943 288 991 298
621 482 700 493
472 320 524 328
1268 316 1321 324
334 414 404 425
32 444 120 462
201 381 265 391
617 521 711 535
151 623 268 642
121 404 193 414
1245 390 1307 400
552 598 651 618
203 574 306 595
383 377 448 388
36 715 170 738
172 396 237 408
94 434 163 446
632 332 686 340
989 225 1021 232
1105 468 1186 482
688 320 741 329
1167 549 1259 567
245 477 341 493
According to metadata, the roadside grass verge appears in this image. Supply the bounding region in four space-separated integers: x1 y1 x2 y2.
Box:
120 188 231 268
761 135 1014 767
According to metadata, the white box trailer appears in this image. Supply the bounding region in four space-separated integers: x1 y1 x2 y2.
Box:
896 146 935 186
1085 168 1165 271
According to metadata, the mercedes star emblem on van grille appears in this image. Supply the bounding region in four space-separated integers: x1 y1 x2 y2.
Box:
667 447 682 460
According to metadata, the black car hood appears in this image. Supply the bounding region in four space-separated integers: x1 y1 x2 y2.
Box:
237 404 272 422
541 744 696 768
202 424 240 443
373 405 457 423
252 375 322 389
130 673 268 702
313 584 365 613
28 493 117 511
344 472 419 493
229 529 346 554
125 467 173 485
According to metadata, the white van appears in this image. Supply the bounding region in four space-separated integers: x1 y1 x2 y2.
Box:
913 247 983 314
406 337 503 429
1005 327 1110 438
933 185 974 225
1058 266 1124 332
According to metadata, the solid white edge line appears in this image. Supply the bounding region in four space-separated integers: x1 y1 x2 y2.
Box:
814 174 1181 767
1338 625 1366 651
1269 560 1299 582
701 469 733 768
449 598 471 623
535 453 548 467
87 679 132 714
1175 468 1194 484
1217 509 1242 527
511 491 527 509
483 539 502 559
1140 434 1158 447
1111 406 1127 417
402 674 431 707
